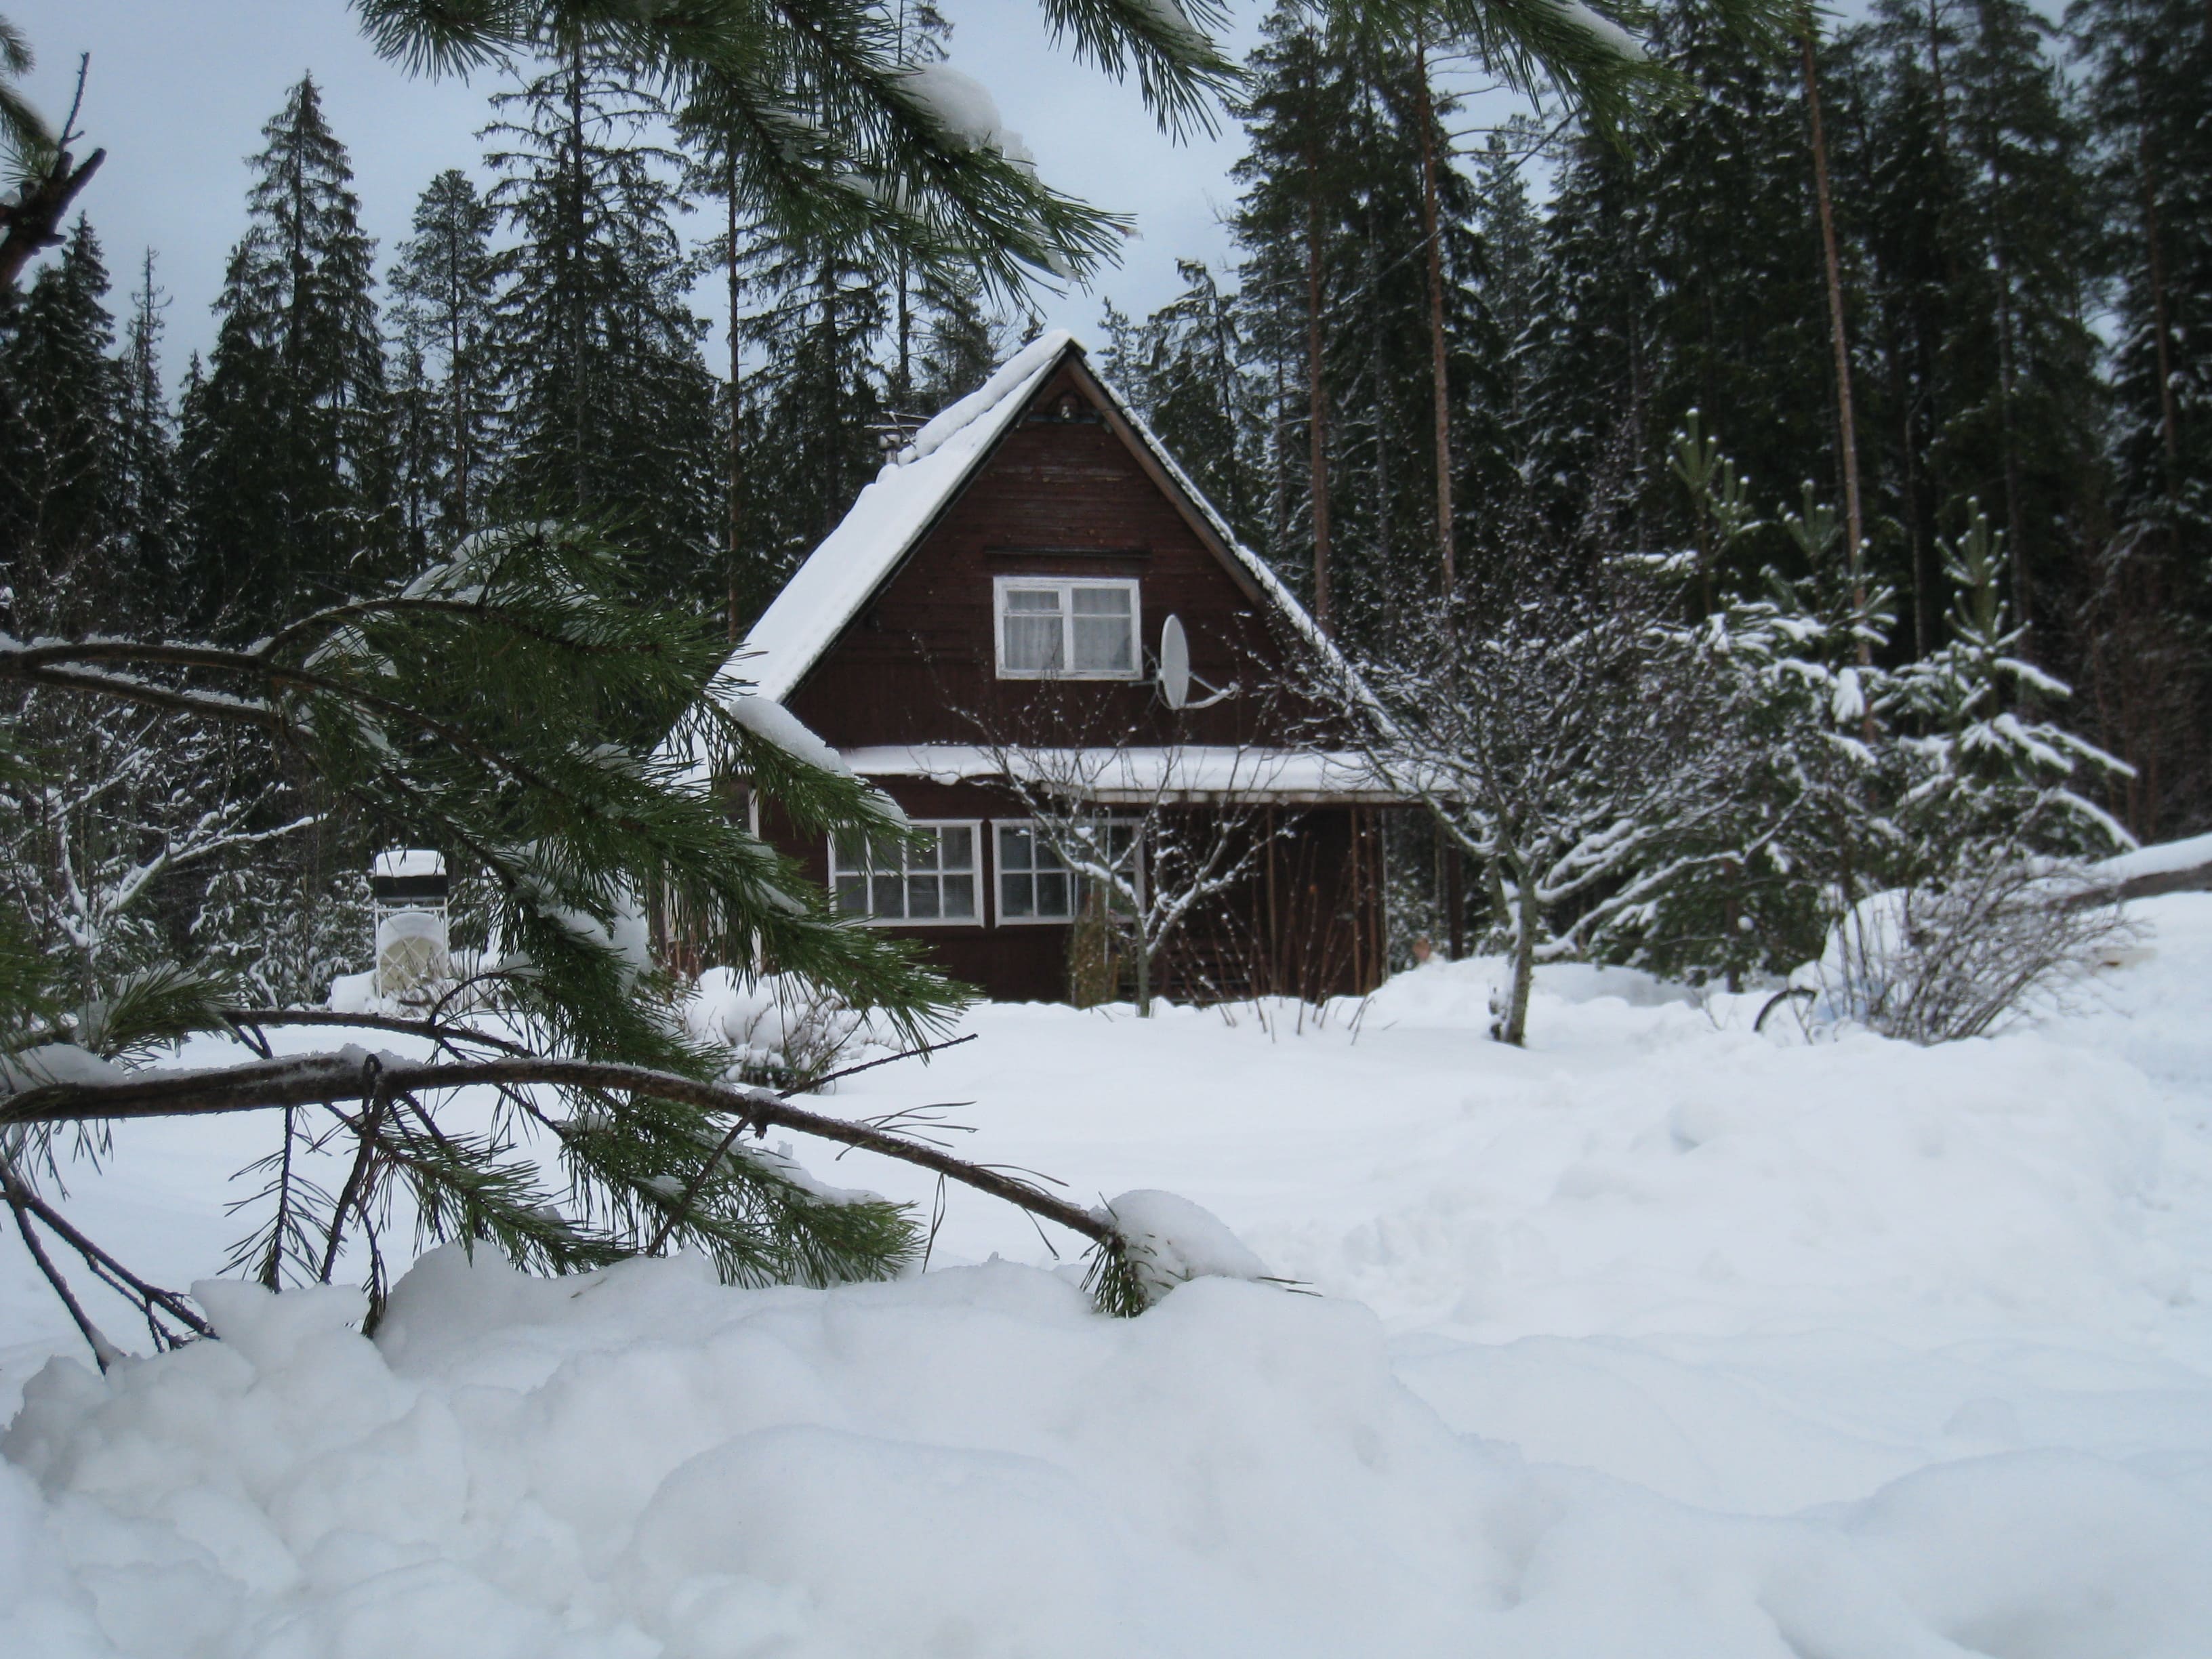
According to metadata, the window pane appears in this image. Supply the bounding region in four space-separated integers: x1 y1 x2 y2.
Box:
909 832 940 872
907 874 941 918
1002 872 1035 918
1004 613 1063 672
1071 586 1130 615
832 832 867 872
1037 871 1071 918
872 873 903 916
1005 588 1062 613
942 874 975 918
940 825 972 869
998 825 1036 872
1071 614 1133 672
1034 836 1067 871
834 875 868 915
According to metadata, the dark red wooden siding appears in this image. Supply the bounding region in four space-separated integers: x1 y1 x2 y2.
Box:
783 363 1311 752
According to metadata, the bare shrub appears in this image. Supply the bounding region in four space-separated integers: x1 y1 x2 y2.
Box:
1813 852 2133 1044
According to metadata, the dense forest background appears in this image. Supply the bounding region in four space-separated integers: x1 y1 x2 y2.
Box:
3 0 2206 996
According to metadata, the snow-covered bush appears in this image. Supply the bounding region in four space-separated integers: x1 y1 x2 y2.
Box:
684 966 882 1089
194 860 373 1008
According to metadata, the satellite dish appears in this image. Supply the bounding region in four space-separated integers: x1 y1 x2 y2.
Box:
1158 614 1191 710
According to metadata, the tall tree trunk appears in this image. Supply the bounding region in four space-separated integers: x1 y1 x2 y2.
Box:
1303 162 1334 634
1801 19 1870 668
566 47 590 511
446 219 470 532
724 168 745 644
1412 39 1456 596
896 248 912 411
1927 0 1952 157
1987 157 2033 652
2137 119 2182 484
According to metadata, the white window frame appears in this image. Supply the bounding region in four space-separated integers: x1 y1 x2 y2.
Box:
991 575 1143 681
828 820 984 927
992 818 1144 926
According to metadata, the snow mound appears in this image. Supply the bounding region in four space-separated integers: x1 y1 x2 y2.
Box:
1099 1189 1271 1302
2100 830 2212 885
7 1248 2211 1658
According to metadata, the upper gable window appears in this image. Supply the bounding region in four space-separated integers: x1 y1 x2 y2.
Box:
994 576 1141 680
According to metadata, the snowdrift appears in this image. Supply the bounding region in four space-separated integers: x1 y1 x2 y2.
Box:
9 1246 2211 1659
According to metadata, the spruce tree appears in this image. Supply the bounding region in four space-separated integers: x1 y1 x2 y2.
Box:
388 169 499 546
1840 0 1975 659
2066 0 2212 834
113 249 180 627
0 215 122 637
178 76 394 634
1934 0 2104 658
909 263 1001 414
485 44 722 614
1515 121 1657 562
1101 262 1263 546
1622 1 1834 583
736 234 892 596
1458 123 1550 572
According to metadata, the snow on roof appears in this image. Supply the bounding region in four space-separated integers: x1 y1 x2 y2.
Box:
836 745 1412 804
724 329 1075 707
372 849 446 880
710 328 1346 712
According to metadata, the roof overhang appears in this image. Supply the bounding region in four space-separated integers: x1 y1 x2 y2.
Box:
837 744 1421 806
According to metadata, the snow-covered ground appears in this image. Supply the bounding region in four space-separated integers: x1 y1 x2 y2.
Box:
7 896 2212 1656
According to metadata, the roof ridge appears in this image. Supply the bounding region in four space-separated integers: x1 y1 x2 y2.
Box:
895 327 1078 467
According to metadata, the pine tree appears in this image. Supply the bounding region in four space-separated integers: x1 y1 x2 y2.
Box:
178 76 394 634
485 44 722 614
1230 7 1488 642
1232 5 1363 632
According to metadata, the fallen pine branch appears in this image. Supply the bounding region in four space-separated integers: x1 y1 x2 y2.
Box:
1 1052 1118 1251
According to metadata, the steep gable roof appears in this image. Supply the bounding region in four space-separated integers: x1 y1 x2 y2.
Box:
717 330 1338 708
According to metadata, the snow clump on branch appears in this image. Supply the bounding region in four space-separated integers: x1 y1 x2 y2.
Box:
1097 1189 1273 1306
898 62 1036 167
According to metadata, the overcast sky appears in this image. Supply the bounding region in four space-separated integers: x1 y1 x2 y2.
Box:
9 0 1265 382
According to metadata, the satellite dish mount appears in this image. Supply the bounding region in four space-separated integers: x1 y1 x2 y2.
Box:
1155 614 1236 711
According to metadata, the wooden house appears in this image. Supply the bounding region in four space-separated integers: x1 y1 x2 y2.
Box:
695 331 1401 1005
